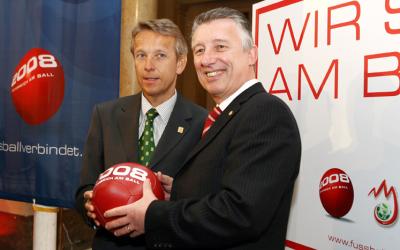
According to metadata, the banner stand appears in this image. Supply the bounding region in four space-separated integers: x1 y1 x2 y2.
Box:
32 203 59 250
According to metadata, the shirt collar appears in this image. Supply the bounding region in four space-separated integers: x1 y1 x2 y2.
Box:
141 91 177 123
218 79 258 111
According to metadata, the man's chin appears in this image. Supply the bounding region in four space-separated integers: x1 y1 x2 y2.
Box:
143 90 160 97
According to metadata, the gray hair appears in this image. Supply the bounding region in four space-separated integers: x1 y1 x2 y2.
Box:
131 18 188 57
191 7 254 50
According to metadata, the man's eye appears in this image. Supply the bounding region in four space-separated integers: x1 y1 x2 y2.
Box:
194 48 204 55
135 53 145 59
156 53 167 59
216 45 227 50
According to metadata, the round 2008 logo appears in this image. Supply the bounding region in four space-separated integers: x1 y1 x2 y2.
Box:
319 168 354 218
10 48 65 125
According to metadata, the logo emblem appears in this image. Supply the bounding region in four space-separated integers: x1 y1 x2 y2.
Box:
10 48 65 125
368 180 398 226
319 168 354 218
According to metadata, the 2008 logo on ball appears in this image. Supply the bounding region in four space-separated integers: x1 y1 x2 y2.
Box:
319 168 354 218
10 48 64 125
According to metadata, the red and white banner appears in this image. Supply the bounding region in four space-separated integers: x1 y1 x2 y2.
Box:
253 0 400 249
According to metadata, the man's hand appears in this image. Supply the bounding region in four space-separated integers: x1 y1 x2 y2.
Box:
156 171 173 201
103 179 157 237
83 190 100 227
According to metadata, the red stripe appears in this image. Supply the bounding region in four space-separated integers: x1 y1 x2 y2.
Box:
285 240 316 250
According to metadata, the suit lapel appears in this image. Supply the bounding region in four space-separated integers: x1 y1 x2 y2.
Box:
149 94 191 169
182 83 265 166
117 94 141 163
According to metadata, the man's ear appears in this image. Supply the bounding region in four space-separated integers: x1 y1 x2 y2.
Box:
176 55 187 75
248 45 258 66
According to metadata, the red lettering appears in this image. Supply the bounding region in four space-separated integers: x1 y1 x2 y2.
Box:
327 1 360 45
385 0 400 34
298 59 339 100
267 12 311 55
364 52 400 97
269 67 292 100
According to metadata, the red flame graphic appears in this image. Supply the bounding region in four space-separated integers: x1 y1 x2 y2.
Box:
368 180 398 225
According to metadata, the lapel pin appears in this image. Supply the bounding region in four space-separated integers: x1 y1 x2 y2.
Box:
228 110 234 116
177 126 184 134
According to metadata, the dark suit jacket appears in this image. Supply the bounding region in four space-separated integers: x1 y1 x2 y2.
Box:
145 83 301 249
75 92 207 250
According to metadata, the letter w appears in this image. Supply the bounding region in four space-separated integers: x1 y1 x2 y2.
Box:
267 13 310 55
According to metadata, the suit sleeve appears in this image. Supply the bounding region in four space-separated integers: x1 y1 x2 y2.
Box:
75 105 105 226
145 95 301 248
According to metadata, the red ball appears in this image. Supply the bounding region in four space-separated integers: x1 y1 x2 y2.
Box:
10 48 64 125
92 162 165 227
319 168 354 218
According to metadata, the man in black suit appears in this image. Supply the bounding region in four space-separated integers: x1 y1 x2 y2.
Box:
104 7 301 249
74 19 207 250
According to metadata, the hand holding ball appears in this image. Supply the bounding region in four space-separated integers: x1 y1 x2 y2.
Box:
91 162 165 227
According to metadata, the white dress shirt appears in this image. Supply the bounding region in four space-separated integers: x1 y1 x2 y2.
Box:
139 91 177 146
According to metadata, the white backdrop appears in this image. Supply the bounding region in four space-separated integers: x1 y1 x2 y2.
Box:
253 1 400 249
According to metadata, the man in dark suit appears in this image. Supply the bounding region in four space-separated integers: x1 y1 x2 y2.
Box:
74 19 207 250
104 7 301 249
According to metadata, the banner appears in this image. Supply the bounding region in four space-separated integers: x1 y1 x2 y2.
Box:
253 0 399 249
0 0 121 208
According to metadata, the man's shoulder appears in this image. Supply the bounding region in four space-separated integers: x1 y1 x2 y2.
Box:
253 89 290 109
241 83 288 107
96 93 140 110
242 87 298 128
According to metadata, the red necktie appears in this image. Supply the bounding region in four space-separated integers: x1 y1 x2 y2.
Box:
202 106 222 137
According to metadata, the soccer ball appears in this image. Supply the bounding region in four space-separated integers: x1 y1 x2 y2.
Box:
91 162 165 227
375 203 392 221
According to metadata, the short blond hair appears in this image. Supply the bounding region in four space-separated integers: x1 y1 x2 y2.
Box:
131 19 188 57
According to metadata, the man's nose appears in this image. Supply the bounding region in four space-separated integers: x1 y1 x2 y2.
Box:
200 50 217 66
144 57 155 71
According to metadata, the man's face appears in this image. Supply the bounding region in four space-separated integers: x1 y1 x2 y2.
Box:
133 30 186 106
192 19 257 104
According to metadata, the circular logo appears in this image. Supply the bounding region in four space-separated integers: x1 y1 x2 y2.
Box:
319 168 354 218
10 48 64 125
375 202 392 221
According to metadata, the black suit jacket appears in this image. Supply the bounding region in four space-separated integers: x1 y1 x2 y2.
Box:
145 83 301 249
75 92 207 250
